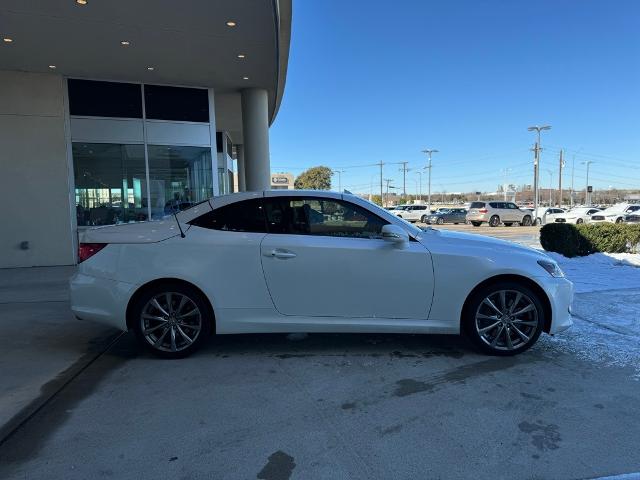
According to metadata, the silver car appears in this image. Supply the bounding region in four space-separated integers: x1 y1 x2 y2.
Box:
466 201 533 227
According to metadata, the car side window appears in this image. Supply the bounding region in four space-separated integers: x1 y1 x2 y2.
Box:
508 203 518 209
189 199 267 232
264 197 388 239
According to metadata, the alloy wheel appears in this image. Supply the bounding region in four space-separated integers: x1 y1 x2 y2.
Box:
474 289 539 351
140 292 203 353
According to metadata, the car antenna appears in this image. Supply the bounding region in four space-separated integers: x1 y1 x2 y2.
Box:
173 212 186 238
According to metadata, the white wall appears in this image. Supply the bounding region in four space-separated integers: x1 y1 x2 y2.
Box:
0 70 74 268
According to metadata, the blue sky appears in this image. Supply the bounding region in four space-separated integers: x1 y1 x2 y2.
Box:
269 0 640 194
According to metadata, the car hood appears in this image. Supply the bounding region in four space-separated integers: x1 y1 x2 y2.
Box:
79 219 182 244
420 228 546 258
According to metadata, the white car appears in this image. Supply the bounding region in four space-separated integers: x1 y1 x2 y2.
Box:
70 190 573 358
541 208 566 225
393 204 430 223
554 207 602 224
589 204 640 224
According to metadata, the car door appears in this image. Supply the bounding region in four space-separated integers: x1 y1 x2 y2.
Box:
260 195 434 319
453 209 466 223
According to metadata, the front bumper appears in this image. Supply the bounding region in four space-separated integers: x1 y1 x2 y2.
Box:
69 273 136 331
534 275 574 334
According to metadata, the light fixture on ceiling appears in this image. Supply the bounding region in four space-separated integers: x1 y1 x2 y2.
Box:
3 37 13 43
48 65 57 69
147 66 155 71
242 76 249 80
226 20 237 27
237 54 246 59
121 41 130 46
76 0 87 5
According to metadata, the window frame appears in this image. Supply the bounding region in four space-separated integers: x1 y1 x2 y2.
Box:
264 196 390 239
188 198 268 233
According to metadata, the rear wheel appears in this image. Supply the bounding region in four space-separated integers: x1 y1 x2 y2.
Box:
489 215 500 227
462 282 544 356
437 217 444 225
615 217 624 224
520 216 532 226
131 282 212 358
421 215 428 223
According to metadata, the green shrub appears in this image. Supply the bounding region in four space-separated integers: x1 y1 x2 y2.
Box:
540 223 640 257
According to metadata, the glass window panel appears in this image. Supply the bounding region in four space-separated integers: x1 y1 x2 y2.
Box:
144 85 209 122
73 143 147 226
189 199 266 232
68 79 142 118
148 145 213 219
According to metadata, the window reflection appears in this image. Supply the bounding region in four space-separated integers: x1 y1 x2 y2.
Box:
73 143 147 226
147 145 213 219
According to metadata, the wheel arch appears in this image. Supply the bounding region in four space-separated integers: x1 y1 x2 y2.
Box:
460 274 552 333
125 278 216 334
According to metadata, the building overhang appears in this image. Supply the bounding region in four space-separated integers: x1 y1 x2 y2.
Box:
0 0 291 124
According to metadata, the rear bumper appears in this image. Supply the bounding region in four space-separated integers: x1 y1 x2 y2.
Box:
69 273 135 331
466 215 489 222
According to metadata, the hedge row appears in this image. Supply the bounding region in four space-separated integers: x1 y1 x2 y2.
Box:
540 223 640 257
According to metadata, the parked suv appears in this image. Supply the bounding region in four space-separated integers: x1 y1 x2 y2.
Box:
466 201 533 227
393 204 429 223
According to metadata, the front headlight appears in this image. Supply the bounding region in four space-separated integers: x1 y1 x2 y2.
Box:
537 260 565 278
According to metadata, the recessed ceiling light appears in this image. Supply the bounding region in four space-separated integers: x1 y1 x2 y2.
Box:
226 20 237 27
3 37 13 43
120 40 130 46
76 0 88 5
237 54 246 59
48 65 57 69
147 66 154 71
242 76 249 80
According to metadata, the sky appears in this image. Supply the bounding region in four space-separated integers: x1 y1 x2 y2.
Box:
269 0 640 195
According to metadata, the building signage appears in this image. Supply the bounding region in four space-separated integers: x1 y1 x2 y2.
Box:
272 176 290 185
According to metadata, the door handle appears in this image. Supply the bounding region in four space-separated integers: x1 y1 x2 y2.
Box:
266 249 297 259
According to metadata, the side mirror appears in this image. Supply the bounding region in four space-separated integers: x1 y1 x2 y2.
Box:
381 224 409 247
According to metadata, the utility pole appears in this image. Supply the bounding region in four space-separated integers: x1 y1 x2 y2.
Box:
384 178 394 206
527 125 551 224
546 169 553 206
422 149 438 213
378 161 384 206
558 149 564 207
399 162 410 200
416 171 422 201
332 169 344 193
582 160 594 205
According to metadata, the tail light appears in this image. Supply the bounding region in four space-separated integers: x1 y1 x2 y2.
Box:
479 208 488 214
78 243 108 263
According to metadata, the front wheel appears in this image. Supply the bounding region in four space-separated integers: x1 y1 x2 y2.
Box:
615 217 624 224
421 215 428 223
576 218 584 224
462 282 545 356
131 282 212 358
489 215 500 227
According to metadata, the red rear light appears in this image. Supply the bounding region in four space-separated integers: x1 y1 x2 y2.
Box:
479 208 488 214
78 243 108 263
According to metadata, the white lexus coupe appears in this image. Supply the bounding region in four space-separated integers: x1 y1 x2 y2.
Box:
70 191 573 358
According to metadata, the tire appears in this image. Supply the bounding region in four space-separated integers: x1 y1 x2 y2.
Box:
576 218 584 224
421 215 428 223
615 217 624 224
471 221 482 227
462 281 545 356
131 282 213 359
520 216 532 226
504 223 513 227
437 217 444 225
489 215 500 227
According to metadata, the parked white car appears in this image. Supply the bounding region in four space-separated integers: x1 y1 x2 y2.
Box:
554 207 602 224
541 208 566 225
70 191 573 358
393 204 430 223
589 204 640 224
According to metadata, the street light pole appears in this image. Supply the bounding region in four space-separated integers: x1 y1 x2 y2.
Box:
527 125 551 224
582 160 594 205
422 149 438 213
416 171 422 201
332 169 344 193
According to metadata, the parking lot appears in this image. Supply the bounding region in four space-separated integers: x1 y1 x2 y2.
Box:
2 228 640 480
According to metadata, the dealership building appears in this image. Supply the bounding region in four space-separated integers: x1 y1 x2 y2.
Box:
0 0 291 268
